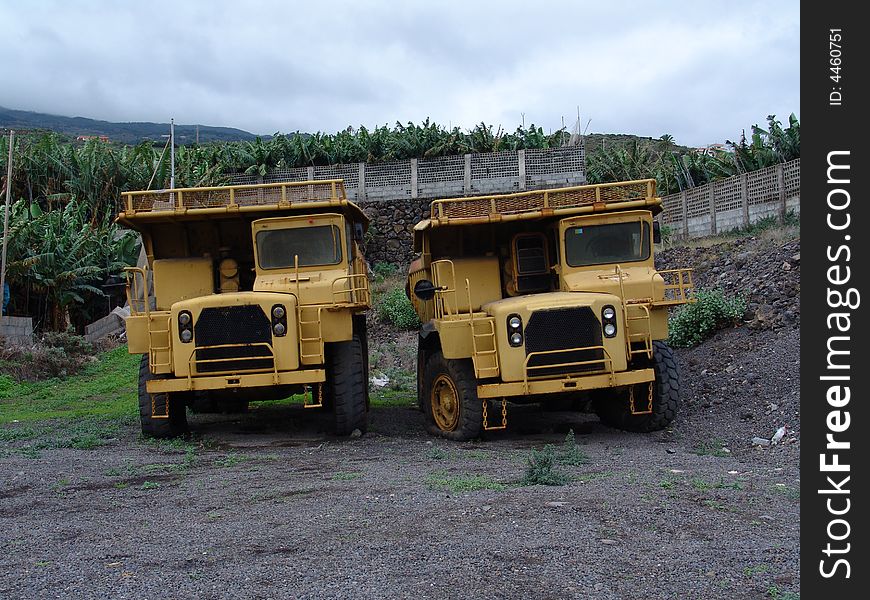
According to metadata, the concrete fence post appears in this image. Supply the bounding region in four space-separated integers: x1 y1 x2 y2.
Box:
464 154 472 193
681 191 688 239
358 162 365 201
410 159 418 199
709 186 717 235
517 150 526 190
776 163 786 223
740 173 750 227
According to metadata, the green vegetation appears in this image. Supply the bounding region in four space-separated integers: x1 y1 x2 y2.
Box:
0 346 137 423
375 285 419 330
558 429 588 466
371 262 399 281
426 470 507 492
586 114 800 196
668 288 748 348
332 471 362 481
522 445 570 486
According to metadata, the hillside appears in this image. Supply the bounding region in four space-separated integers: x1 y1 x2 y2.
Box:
0 106 260 144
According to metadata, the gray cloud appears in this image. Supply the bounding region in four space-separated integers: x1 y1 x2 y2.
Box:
0 0 799 146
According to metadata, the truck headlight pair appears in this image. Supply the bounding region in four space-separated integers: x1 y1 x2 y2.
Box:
178 311 193 343
602 305 618 338
271 304 288 337
507 314 523 347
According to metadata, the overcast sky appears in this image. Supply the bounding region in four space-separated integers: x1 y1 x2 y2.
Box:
0 1 799 147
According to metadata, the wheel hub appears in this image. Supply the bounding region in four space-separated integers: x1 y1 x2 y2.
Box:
431 374 460 431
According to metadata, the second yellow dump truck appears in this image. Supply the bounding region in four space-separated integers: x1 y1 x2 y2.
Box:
407 179 694 440
118 180 370 438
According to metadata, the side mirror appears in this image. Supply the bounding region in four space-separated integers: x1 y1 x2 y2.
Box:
652 221 662 244
413 279 438 301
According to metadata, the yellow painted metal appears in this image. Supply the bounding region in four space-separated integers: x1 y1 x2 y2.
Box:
151 258 214 310
431 374 460 431
147 368 326 394
477 368 655 399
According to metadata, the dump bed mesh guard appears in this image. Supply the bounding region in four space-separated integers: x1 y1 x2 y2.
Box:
429 179 659 225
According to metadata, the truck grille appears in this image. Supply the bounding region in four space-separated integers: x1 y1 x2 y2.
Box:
524 307 603 378
194 305 273 373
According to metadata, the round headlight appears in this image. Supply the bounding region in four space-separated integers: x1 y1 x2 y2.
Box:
510 332 523 345
180 329 193 342
272 305 286 319
508 316 522 330
604 323 617 337
179 312 191 326
273 322 286 336
602 307 616 321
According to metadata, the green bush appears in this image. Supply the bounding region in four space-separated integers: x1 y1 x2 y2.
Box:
372 262 399 281
668 288 747 347
375 285 420 329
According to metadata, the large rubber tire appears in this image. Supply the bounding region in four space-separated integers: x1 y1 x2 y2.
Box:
422 351 483 441
595 341 680 432
138 355 188 438
326 334 368 436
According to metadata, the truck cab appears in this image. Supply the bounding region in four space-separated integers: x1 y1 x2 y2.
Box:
408 180 694 440
118 180 370 438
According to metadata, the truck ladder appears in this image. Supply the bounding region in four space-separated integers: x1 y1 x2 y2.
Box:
298 306 325 364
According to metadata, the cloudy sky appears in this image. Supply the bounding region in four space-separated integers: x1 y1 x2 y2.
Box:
0 1 799 147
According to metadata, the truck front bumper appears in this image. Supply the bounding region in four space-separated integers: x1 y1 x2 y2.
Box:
146 369 326 394
476 368 654 399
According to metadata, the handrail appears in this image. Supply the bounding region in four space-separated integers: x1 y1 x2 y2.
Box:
187 341 277 388
653 268 695 305
522 346 615 394
124 266 149 317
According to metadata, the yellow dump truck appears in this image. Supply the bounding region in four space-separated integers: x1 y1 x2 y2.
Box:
407 179 694 440
118 180 370 438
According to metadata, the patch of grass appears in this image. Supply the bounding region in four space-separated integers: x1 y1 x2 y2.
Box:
692 477 742 492
371 262 399 281
703 499 727 511
659 477 678 489
425 447 448 460
522 445 570 486
426 470 507 492
772 483 800 501
332 471 362 481
0 425 40 442
0 346 138 424
215 453 247 468
114 482 129 489
691 438 731 458
744 564 770 577
767 584 799 600
140 481 160 490
369 388 416 408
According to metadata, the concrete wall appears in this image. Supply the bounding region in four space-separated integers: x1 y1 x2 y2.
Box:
659 159 800 239
0 316 34 346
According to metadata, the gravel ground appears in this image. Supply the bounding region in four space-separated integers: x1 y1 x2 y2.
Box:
1 234 800 599
1 326 799 600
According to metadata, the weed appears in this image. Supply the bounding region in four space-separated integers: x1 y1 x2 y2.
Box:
114 482 129 489
557 429 588 466
0 425 39 442
767 584 799 600
659 477 677 489
215 453 247 468
332 471 362 481
772 483 800 501
744 564 770 577
140 481 160 490
426 447 448 460
522 445 570 486
371 262 399 281
704 499 726 511
426 470 507 492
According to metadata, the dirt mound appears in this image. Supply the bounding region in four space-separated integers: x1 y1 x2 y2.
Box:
657 234 800 330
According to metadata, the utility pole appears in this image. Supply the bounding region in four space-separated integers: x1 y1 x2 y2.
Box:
169 118 176 207
1 130 13 318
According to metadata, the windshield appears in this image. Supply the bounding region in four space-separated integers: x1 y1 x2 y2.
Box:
256 225 342 269
564 221 650 267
